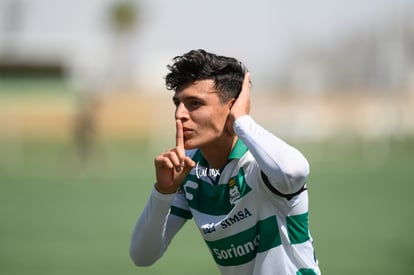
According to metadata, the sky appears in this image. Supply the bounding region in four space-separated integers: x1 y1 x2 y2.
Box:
0 0 412 90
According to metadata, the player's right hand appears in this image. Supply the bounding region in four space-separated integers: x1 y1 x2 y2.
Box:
154 119 195 194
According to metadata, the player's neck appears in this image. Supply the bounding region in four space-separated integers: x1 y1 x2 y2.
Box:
200 136 238 169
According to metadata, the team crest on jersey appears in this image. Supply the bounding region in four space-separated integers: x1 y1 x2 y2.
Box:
228 178 241 206
227 169 251 206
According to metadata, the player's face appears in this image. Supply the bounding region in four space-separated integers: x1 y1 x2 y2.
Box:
173 79 233 150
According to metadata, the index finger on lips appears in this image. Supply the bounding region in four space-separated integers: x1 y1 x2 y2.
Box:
175 119 184 148
175 119 186 166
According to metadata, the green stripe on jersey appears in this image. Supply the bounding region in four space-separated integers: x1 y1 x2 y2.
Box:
184 175 232 215
183 168 251 216
205 216 281 266
287 212 310 244
170 205 192 219
296 268 317 275
191 138 248 163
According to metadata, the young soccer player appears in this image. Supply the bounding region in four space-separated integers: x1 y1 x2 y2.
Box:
129 49 320 275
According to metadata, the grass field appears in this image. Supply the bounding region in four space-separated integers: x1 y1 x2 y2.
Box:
1 137 413 275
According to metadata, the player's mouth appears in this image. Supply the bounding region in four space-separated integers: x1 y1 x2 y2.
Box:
183 127 193 137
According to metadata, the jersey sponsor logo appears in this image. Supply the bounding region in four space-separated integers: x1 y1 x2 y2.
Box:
202 223 216 234
221 208 252 229
212 234 260 261
205 216 282 266
201 208 252 235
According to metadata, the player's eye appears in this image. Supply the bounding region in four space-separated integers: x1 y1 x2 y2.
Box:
187 100 202 110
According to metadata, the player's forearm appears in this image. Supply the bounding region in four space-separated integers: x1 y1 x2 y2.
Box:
129 188 176 266
233 115 309 194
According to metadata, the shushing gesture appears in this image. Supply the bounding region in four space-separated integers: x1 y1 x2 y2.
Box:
154 119 195 194
154 72 251 193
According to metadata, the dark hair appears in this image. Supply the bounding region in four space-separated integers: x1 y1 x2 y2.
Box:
165 49 248 102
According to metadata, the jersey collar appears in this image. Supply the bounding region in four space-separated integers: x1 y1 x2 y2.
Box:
228 138 248 160
192 138 248 165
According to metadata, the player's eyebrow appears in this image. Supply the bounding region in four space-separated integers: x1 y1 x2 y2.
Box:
173 89 218 100
172 95 205 104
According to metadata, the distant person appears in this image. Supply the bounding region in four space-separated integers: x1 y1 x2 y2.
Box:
73 94 99 164
129 49 321 275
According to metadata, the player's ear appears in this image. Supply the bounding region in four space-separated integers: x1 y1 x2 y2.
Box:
228 97 236 110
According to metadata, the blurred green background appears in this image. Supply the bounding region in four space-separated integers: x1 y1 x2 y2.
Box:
1 83 413 275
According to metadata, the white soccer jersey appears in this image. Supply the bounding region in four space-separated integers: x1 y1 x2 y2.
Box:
130 116 320 275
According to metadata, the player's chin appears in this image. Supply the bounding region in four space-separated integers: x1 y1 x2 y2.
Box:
183 140 195 150
184 137 200 150
184 144 197 150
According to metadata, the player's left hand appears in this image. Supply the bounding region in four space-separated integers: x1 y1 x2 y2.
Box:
227 72 251 134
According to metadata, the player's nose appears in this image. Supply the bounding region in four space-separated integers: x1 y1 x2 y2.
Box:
175 102 189 120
